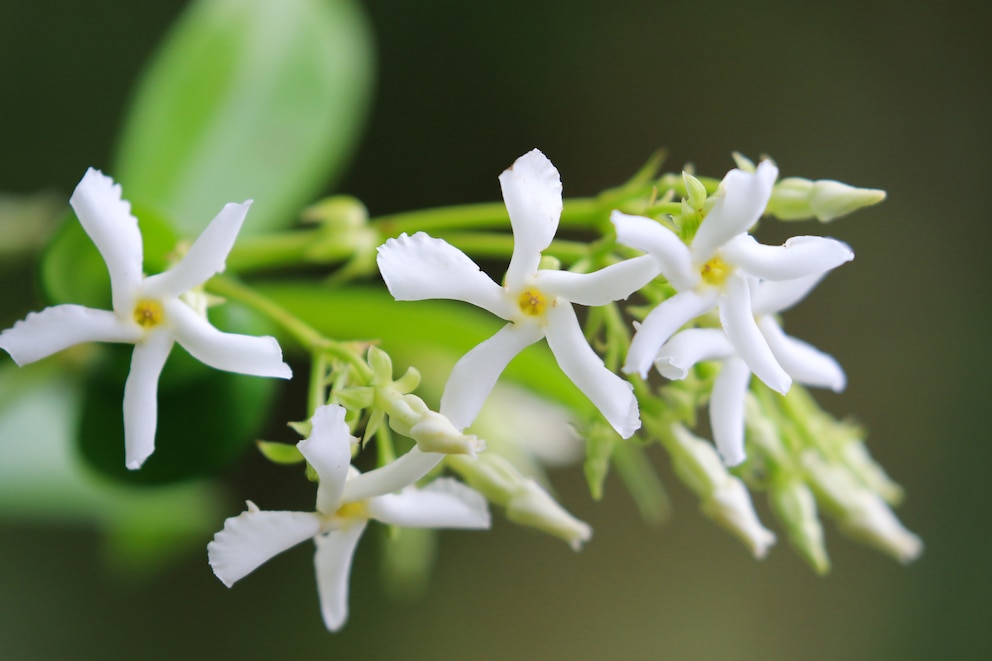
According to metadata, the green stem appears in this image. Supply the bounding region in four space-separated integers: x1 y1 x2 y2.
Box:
436 232 590 263
372 198 602 236
226 229 351 273
206 275 372 379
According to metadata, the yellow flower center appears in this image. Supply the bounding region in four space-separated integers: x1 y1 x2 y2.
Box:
517 288 548 316
132 299 165 329
335 501 369 520
700 257 733 287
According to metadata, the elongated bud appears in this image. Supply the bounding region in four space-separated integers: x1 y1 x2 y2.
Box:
803 452 922 563
668 424 776 558
768 177 886 222
769 478 830 574
448 454 592 550
409 410 485 456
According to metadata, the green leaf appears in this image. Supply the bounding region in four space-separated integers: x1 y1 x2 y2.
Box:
114 0 374 236
76 303 281 485
0 364 223 572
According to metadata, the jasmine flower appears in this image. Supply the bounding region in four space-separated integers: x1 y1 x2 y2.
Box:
207 404 490 631
0 168 291 469
613 161 853 395
376 149 658 438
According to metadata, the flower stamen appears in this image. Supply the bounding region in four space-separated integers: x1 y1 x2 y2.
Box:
132 299 165 329
334 500 369 520
701 257 733 287
517 288 548 316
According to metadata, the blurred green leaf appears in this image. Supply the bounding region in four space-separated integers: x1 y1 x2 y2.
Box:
114 0 374 236
77 302 281 485
0 364 223 572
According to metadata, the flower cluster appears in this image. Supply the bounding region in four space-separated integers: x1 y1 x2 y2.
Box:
0 148 918 632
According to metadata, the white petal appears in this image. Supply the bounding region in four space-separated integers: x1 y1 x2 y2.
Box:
342 447 445 503
721 234 854 281
500 149 563 291
655 328 734 380
166 299 292 378
691 160 778 263
68 168 143 313
367 478 491 529
759 317 846 392
207 504 321 587
709 357 752 466
750 274 824 315
440 322 544 431
0 305 140 365
142 201 250 299
623 289 717 378
376 232 512 318
122 331 174 470
535 255 660 306
297 404 354 514
545 304 639 438
611 211 698 290
718 276 790 394
314 523 367 632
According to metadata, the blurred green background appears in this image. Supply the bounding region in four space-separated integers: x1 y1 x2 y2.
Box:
0 0 988 659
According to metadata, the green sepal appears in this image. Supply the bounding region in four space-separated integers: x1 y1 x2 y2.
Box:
583 423 618 501
256 440 305 465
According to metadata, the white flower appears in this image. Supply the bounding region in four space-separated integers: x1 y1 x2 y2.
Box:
655 274 847 466
376 149 659 438
613 160 853 395
207 404 490 631
0 168 291 469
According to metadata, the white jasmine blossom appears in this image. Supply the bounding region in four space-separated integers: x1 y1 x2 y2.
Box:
208 404 490 631
655 274 847 466
376 149 659 438
0 168 291 469
613 161 853 396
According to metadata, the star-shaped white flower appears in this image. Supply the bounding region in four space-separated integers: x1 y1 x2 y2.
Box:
0 168 291 469
613 160 853 395
376 149 659 438
656 274 847 466
207 404 490 632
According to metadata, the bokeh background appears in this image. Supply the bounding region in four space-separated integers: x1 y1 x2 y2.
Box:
0 0 988 659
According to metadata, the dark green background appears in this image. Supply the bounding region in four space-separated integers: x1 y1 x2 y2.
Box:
0 1 987 659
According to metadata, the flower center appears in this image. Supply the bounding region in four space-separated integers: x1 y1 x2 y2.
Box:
517 288 548 316
335 501 369 520
132 299 165 329
700 257 733 287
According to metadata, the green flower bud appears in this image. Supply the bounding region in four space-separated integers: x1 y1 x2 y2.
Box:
449 453 592 550
803 452 922 564
768 177 886 222
769 478 830 574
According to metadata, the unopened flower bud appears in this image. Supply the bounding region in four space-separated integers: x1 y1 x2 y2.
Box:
769 478 830 574
668 424 776 558
768 177 886 222
409 410 486 456
448 454 592 550
683 172 708 210
505 479 592 551
803 452 922 564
